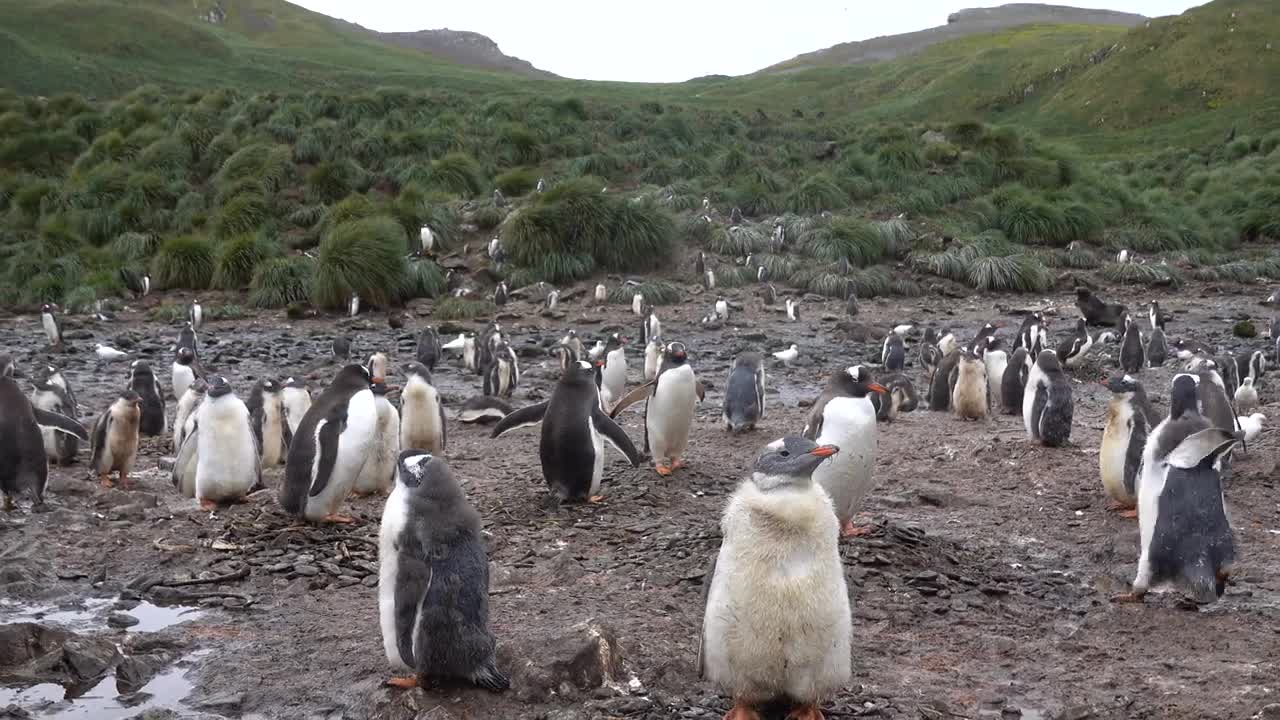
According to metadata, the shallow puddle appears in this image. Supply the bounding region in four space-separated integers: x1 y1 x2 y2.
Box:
0 597 203 633
0 650 208 719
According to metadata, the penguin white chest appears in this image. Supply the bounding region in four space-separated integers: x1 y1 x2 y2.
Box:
378 485 413 671
399 378 444 453
644 344 661 382
42 314 58 343
354 396 400 495
983 351 1007 406
648 365 696 460
601 349 627 402
261 395 286 466
326 390 378 497
172 363 194 401
282 387 311 436
811 396 878 522
194 397 258 503
1099 399 1134 503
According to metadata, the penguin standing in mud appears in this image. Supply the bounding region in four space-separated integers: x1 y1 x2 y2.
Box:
641 307 662 346
882 331 906 372
492 361 640 503
927 348 961 411
191 376 261 508
379 451 508 691
632 292 645 317
1117 374 1238 605
699 436 850 720
644 335 663 382
1057 318 1093 369
978 337 1007 412
176 321 199 360
40 304 63 351
610 342 704 476
415 327 442 372
594 283 608 305
247 379 290 467
919 328 942 381
281 377 311 437
1100 374 1156 517
1023 350 1074 447
128 360 166 437
1119 314 1146 373
172 347 198 402
30 365 80 465
785 297 801 322
1 373 89 509
354 381 401 496
952 348 989 420
1001 347 1029 415
399 362 446 455
173 378 206 461
483 342 520 398
281 364 380 523
90 390 142 489
803 366 887 536
188 300 203 331
723 352 765 434
598 333 628 409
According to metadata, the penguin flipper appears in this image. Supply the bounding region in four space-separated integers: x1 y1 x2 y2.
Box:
1168 428 1241 469
89 410 111 468
696 550 719 680
592 407 641 468
438 400 448 452
173 421 198 490
608 382 655 419
1030 385 1048 441
32 407 89 442
308 418 345 499
491 402 548 438
250 406 266 451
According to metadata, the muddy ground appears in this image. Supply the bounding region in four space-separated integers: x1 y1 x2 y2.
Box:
1 276 1279 720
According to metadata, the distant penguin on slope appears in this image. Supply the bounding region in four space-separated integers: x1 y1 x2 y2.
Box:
1 373 88 509
353 381 401 497
785 297 801 322
803 366 887 536
1023 350 1073 447
191 377 261 508
594 283 608 305
399 363 446 455
379 451 508 691
30 365 80 465
882 331 906 372
90 391 142 489
129 360 166 436
188 300 203 331
1100 374 1152 517
722 352 765 434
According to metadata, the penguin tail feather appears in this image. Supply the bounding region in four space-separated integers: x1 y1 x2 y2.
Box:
1185 565 1222 605
471 662 510 692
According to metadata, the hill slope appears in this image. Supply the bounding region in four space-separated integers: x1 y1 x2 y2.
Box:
371 29 555 79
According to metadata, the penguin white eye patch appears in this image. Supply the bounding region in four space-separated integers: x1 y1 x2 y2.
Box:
404 453 433 472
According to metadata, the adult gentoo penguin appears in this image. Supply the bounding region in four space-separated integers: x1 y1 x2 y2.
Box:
785 297 801 322
598 333 628 409
90 390 142 489
723 352 765 434
173 378 206 455
281 377 311 436
1100 374 1153 517
1 373 89 509
40 304 63 351
399 362 446 454
353 381 401 496
802 366 887 536
594 283 607 305
493 281 508 307
978 336 1007 411
483 342 519 398
1023 350 1073 447
128 360 166 436
247 378 290 467
1056 318 1093 368
699 436 850 720
1119 314 1145 373
1147 321 1168 367
632 292 645 317
492 361 640 503
927 348 961 412
188 299 203 330
610 342 704 476
176 321 199 359
191 376 261 508
714 297 729 322
882 331 906 372
1076 287 1126 327
379 451 508 691
415 327 442 372
1117 374 1238 605
1001 347 1029 415
172 347 198 402
281 363 380 523
30 365 80 465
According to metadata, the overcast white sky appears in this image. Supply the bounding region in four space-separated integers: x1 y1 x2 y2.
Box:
293 1 1204 82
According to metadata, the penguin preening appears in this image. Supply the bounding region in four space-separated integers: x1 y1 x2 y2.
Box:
1118 374 1238 605
803 366 887 536
1023 350 1073 447
951 349 988 420
699 436 850 720
1001 347 1029 415
30 365 80 466
723 352 765 434
281 364 381 523
610 342 704 476
483 343 519 398
353 381 401 497
1 373 89 509
128 360 166 437
1100 374 1153 516
90 390 142 489
190 377 261 508
1119 314 1145 373
492 361 640 503
1076 287 1126 327
40 304 63 351
416 327 442 372
247 378 291 467
281 377 311 437
379 451 508 692
1057 318 1093 368
399 362 446 455
457 396 512 425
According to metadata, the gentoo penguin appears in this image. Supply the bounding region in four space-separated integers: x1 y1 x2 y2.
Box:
1023 350 1073 447
172 347 198 402
379 451 508 691
1117 248 1130 263
487 236 501 260
951 349 988 420
970 322 1000 348
699 436 850 720
457 396 512 425
723 352 765 434
846 291 858 317
1056 318 1093 368
90 390 142 488
40 304 63 351
978 336 1007 411
281 364 380 523
881 372 919 414
695 251 706 275
560 330 585 362
493 281 508 307
1076 287 1126 327
128 360 166 436
704 269 716 291
1 374 88 508
756 265 768 283
419 225 434 255
367 352 390 383
1236 349 1267 387
1149 301 1168 331
483 343 519 398
610 342 703 476
598 333 628 409
1001 347 1029 415
332 335 352 362
176 322 198 360
30 365 80 465
594 283 607 305
785 297 800 322
1014 313 1042 351
1118 374 1237 605
714 297 729 321
0 355 18 378
399 362 446 454
1147 323 1168 367
353 382 401 496
802 366 887 536
1100 374 1151 516
700 312 723 328
1215 353 1241 402
763 283 777 306
927 349 961 412
281 377 311 437
632 292 645 317
937 330 958 357
882 331 906 372
191 376 261 508
1273 317 1280 365
348 293 360 318
247 379 290 467
492 361 640 503
1234 376 1259 414
641 307 662 346
118 267 151 298
476 321 503 376
544 290 559 312
415 327 442 372
919 328 942 382
95 344 128 362
1119 314 1145 373
1237 412 1265 444
644 336 663 382
188 300 203 330
173 378 206 454
536 177 546 192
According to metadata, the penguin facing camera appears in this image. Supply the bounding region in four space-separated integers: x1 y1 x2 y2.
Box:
190 376 261 508
40 304 64 352
609 342 705 477
128 360 167 437
353 381 402 497
803 366 887 537
1100 374 1155 518
90 390 142 489
399 363 446 454
281 377 311 437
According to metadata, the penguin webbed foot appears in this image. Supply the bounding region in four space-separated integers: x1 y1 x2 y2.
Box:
385 675 418 689
1118 508 1138 519
784 704 824 720
587 495 606 505
724 702 765 720
671 458 687 470
321 514 357 524
1111 591 1146 604
654 464 672 477
840 519 874 538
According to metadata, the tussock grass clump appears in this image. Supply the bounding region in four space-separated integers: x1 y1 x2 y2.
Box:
433 297 495 321
968 255 1052 292
151 234 215 289
215 233 280 289
714 266 755 288
708 225 769 256
875 218 916 257
607 280 681 306
306 159 359 204
311 216 408 309
401 260 446 300
784 174 846 214
428 153 485 197
801 218 888 267
1101 261 1182 287
211 193 269 239
495 167 538 197
249 256 313 308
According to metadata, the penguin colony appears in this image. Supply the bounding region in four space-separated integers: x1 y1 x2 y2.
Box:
3 276 1273 719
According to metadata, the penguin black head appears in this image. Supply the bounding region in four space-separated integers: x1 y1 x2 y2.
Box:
839 365 889 397
1036 349 1063 373
1104 373 1139 394
565 359 596 384
176 347 196 365
189 378 209 395
283 376 306 390
261 378 278 393
335 363 374 390
1169 373 1201 420
1075 287 1092 301
403 362 432 383
207 376 232 398
120 390 142 406
751 436 839 492
41 303 55 314
395 450 437 489
606 333 627 351
664 342 689 364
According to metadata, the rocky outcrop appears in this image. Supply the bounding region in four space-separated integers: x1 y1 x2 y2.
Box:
376 29 557 79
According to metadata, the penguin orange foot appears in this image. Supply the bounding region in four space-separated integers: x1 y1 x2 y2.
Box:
671 458 687 470
1111 592 1145 604
1118 508 1138 519
723 702 763 720
588 495 606 504
840 520 873 537
199 499 217 510
655 464 672 477
385 676 418 689
322 514 356 524
99 474 114 489
785 704 824 720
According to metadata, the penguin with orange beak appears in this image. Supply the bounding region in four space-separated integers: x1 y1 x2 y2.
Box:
803 366 888 537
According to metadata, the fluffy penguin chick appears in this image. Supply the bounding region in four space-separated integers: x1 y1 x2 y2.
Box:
1237 413 1265 444
1234 377 1259 414
951 352 988 420
194 377 261 507
399 363 446 454
699 436 850 720
281 378 311 437
804 366 886 537
90 391 142 489
379 451 509 691
1023 350 1073 447
353 382 401 496
1099 374 1148 515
